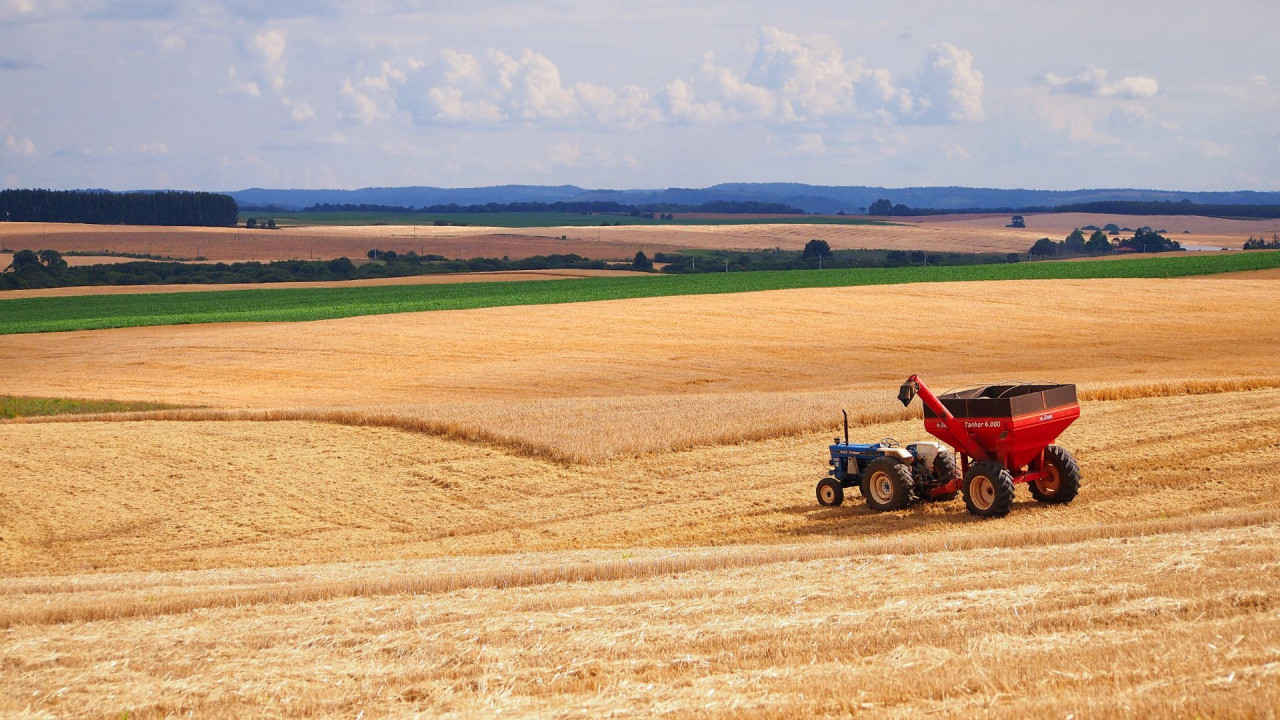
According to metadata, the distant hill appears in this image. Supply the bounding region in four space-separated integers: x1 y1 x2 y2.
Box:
228 184 1280 214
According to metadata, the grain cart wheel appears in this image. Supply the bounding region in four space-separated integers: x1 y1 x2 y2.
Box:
861 457 914 511
923 451 960 502
1029 445 1082 504
962 461 1015 518
816 477 845 507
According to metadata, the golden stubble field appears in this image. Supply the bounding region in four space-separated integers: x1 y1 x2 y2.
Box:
3 275 1280 717
2 211 1273 262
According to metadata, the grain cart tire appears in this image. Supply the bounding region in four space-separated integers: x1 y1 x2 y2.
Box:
861 457 914 511
816 477 845 507
922 451 959 502
963 461 1015 518
1029 445 1082 504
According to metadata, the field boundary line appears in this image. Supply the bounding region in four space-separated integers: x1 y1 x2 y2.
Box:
3 509 1277 629
5 377 1280 463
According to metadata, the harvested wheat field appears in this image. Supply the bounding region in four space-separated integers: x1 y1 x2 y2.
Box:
3 275 1280 717
4 212 1269 263
5 387 1280 576
2 277 1278 449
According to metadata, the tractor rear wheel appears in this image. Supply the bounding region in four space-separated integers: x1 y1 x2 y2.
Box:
816 477 844 507
1029 445 1081 504
861 457 914 511
932 450 958 483
921 450 959 502
962 461 1015 518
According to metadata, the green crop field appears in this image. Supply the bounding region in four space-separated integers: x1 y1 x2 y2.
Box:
242 211 902 228
2 252 1277 335
0 395 184 418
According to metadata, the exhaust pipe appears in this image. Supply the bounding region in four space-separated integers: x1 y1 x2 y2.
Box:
842 409 849 444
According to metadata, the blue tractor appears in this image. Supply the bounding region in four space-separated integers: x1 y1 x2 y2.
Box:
816 411 960 511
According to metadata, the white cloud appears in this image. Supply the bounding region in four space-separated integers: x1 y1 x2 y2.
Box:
224 66 260 97
794 132 826 155
1036 96 1121 146
338 80 380 125
910 43 984 123
249 29 287 91
1042 66 1159 99
282 97 315 123
546 140 582 167
1108 105 1177 131
665 30 982 126
0 0 37 19
371 29 983 131
337 61 409 125
1194 138 1230 158
137 142 168 156
159 33 185 53
747 28 854 120
5 132 37 157
390 48 658 128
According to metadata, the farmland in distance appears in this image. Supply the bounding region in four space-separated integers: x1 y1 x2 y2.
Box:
2 211 1274 262
3 271 1280 717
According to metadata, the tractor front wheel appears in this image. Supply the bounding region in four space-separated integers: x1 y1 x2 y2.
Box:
963 461 1015 518
1029 445 1082 504
816 477 844 507
861 457 914 511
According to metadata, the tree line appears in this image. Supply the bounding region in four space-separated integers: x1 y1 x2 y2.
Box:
299 200 806 215
866 197 1280 219
3 244 1031 290
1243 235 1280 250
0 249 639 290
0 189 239 227
653 244 1020 274
1029 227 1183 257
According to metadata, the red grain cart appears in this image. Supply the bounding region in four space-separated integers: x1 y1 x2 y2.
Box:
898 374 1083 517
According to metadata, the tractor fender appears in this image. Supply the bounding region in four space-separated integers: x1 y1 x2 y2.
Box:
878 447 913 462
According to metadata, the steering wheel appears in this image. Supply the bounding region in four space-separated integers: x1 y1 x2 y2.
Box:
880 437 899 448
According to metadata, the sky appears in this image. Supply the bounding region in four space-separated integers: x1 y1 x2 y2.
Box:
1 0 1278 192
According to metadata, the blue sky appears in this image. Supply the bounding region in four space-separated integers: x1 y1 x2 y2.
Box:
1 1 1277 191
